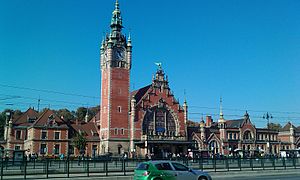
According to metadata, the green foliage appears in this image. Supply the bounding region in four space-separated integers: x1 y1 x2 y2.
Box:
75 106 100 121
76 107 87 121
72 131 87 154
267 123 282 131
0 109 15 139
0 113 5 140
56 108 75 122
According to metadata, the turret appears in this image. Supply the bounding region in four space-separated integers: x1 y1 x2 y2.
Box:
200 118 206 141
130 96 136 154
290 122 295 149
182 99 188 138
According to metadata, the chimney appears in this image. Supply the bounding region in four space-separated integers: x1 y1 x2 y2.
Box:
206 116 212 127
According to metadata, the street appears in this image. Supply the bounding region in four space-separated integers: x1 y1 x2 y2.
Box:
17 169 298 180
215 174 300 180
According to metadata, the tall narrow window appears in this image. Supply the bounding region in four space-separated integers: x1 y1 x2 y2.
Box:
41 131 47 139
40 144 47 154
118 106 122 113
54 144 60 155
114 128 118 135
16 130 21 140
54 132 60 140
121 129 124 135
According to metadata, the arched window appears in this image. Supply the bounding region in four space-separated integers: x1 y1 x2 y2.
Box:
209 140 219 154
243 130 252 140
142 105 176 136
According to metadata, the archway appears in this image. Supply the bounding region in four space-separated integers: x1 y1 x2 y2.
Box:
142 104 177 136
243 130 253 140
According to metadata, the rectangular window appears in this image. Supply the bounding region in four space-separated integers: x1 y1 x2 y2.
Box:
114 128 118 135
92 145 97 157
234 133 237 140
118 106 122 113
121 129 124 135
25 130 28 140
54 132 60 140
41 131 47 139
54 144 60 155
15 145 21 150
68 145 74 155
229 133 232 140
16 130 21 140
40 144 47 154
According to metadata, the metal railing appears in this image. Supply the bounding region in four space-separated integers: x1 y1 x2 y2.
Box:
0 156 299 179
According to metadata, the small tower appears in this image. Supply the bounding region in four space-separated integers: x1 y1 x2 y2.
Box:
4 113 13 151
200 117 206 141
183 99 188 137
290 122 295 149
85 109 89 123
218 97 226 154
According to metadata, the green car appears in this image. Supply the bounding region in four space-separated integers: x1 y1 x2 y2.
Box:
134 161 212 180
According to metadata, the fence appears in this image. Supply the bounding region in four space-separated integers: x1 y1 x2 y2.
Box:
1 156 300 179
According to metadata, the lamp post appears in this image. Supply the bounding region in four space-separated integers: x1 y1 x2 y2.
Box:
263 112 273 155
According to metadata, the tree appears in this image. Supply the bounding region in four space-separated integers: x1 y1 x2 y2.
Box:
0 113 5 140
56 108 75 122
75 106 100 121
72 131 87 156
0 109 14 139
267 123 282 131
76 107 87 121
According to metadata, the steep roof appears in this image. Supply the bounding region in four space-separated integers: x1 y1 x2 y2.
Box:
281 122 297 131
130 85 151 104
226 119 244 128
13 108 38 126
32 109 68 129
90 111 100 123
70 121 100 141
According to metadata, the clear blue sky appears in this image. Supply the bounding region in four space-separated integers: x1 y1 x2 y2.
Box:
0 0 299 127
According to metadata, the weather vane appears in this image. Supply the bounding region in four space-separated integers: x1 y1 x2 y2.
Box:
154 62 162 70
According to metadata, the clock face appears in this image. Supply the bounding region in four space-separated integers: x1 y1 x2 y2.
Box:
114 47 125 61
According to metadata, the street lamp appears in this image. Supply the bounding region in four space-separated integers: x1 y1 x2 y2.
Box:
263 112 273 155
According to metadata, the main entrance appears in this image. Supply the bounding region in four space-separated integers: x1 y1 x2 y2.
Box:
136 140 190 159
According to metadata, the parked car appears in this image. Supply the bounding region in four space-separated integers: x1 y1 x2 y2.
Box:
134 160 212 180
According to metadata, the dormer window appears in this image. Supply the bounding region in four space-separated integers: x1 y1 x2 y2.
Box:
48 114 56 126
27 116 37 123
91 130 99 137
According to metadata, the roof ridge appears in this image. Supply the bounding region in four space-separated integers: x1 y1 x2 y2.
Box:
31 109 51 126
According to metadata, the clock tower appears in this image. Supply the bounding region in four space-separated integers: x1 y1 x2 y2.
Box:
100 0 132 154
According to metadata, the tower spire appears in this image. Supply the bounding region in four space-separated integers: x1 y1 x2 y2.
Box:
219 97 223 119
111 0 122 30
